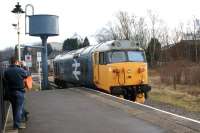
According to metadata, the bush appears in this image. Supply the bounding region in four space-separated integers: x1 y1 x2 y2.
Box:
159 60 200 86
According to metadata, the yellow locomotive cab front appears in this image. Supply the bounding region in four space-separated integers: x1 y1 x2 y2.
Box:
93 49 151 104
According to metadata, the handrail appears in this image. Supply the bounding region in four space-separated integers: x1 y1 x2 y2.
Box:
25 4 34 35
0 67 5 133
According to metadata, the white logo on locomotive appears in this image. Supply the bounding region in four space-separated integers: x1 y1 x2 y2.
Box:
72 59 81 80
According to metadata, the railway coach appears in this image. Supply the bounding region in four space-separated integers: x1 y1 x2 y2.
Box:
53 40 151 103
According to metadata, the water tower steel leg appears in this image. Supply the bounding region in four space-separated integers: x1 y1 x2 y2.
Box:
41 36 48 90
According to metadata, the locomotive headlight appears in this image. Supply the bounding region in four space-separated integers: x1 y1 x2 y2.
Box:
112 68 120 73
127 69 131 74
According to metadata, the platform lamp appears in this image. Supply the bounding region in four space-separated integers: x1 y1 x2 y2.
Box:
11 2 25 61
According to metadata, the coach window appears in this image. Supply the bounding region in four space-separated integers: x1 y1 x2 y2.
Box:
60 62 64 74
56 63 59 74
54 63 57 74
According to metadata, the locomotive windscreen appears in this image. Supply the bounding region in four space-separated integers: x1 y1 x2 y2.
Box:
108 51 127 63
127 51 146 62
107 50 145 63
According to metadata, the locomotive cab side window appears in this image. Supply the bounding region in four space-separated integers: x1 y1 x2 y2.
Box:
94 52 99 64
99 52 107 65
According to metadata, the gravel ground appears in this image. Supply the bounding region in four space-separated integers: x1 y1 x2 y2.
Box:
145 99 200 121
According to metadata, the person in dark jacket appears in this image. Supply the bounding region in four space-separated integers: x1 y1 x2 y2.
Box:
4 57 28 129
20 61 30 122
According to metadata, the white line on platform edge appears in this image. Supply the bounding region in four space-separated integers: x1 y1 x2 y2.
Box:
87 88 200 124
3 104 11 133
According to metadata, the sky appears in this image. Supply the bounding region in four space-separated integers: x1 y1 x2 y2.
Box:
1 0 200 50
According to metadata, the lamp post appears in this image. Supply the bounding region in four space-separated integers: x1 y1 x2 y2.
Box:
11 2 25 61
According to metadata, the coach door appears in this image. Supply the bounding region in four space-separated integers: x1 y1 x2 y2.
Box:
93 52 100 86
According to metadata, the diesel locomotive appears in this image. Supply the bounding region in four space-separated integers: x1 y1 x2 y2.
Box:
53 40 151 103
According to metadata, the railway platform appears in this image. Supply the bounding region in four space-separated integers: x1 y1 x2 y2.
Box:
4 87 200 133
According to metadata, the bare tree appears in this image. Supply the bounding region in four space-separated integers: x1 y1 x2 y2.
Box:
172 28 182 44
171 23 184 44
106 22 121 40
159 26 170 63
160 26 170 46
115 11 133 40
95 11 133 43
96 11 149 48
147 10 162 67
185 17 200 62
192 17 199 62
95 25 118 43
0 47 15 61
132 17 150 49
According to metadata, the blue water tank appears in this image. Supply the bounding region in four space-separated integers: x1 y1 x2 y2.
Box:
29 15 59 36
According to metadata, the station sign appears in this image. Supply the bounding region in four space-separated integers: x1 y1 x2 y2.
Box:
25 54 32 67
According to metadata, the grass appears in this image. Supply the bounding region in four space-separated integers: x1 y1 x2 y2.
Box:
149 88 200 112
149 70 200 112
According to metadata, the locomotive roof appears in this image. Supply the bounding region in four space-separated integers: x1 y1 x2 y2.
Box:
94 40 143 52
54 40 143 61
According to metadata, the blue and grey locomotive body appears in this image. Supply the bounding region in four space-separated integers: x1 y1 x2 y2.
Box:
53 46 95 88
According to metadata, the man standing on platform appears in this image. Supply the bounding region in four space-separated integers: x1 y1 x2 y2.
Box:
4 57 27 129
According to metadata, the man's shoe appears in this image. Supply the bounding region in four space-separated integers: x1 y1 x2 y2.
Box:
12 125 26 131
21 115 29 122
11 127 18 131
25 112 29 121
15 123 26 129
21 112 30 122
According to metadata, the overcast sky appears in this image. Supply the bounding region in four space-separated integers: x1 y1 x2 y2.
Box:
0 0 200 50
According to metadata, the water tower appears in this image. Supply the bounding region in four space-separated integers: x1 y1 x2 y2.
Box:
26 5 59 89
